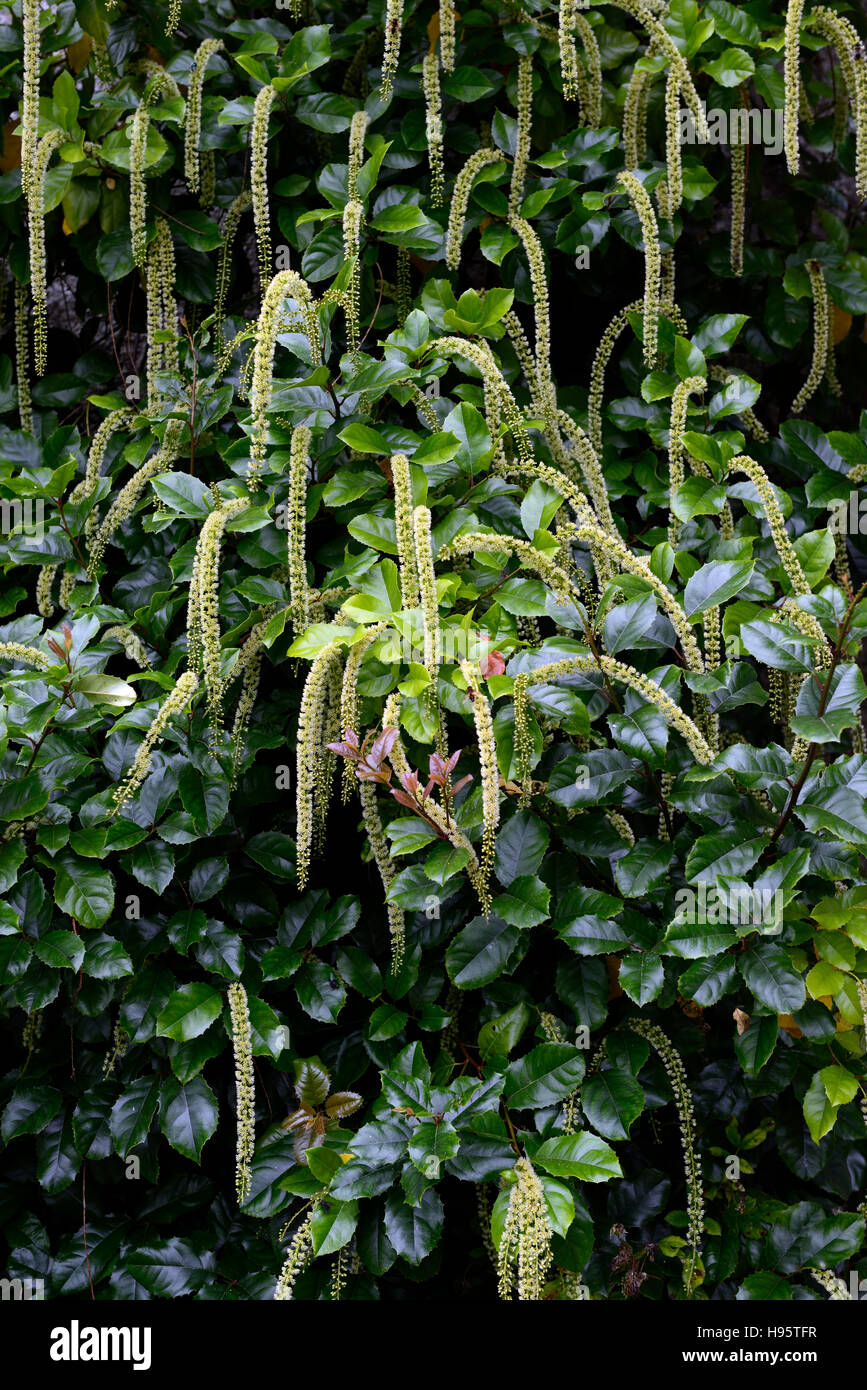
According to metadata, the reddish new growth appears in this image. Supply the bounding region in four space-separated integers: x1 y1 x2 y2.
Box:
479 648 506 679
326 728 472 837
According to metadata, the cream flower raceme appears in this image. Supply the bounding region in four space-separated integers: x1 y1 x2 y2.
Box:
629 1019 704 1295
252 84 277 293
287 425 312 635
509 55 534 220
617 172 661 367
446 147 507 271
184 39 224 195
496 1158 553 1301
112 672 199 812
228 982 255 1204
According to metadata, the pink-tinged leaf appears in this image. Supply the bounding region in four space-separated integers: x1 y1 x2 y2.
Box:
480 649 506 679
326 740 360 760
356 759 392 784
369 727 399 768
325 1091 362 1118
450 774 473 797
390 788 419 811
400 769 421 796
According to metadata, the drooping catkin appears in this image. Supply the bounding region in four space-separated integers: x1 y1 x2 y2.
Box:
440 534 578 609
439 0 456 72
509 55 534 219
628 1019 703 1295
391 453 420 608
36 565 55 618
191 497 250 737
434 337 533 463
413 505 441 688
663 68 683 214
559 0 580 101
360 778 407 973
518 655 713 766
184 39 224 195
130 104 151 270
274 1210 316 1300
112 672 200 812
496 1158 553 1301
342 199 363 351
423 51 445 207
613 0 709 141
0 642 50 670
573 13 602 126
784 0 806 174
728 457 811 595
225 620 268 783
251 84 277 293
71 409 137 535
381 0 403 99
347 110 370 201
729 98 748 277
445 147 508 271
287 426 312 635
574 522 705 672
30 130 65 375
338 623 388 800
296 640 344 889
250 270 321 480
623 63 651 169
228 982 255 1204
213 189 252 353
668 375 706 548
14 283 33 433
791 259 832 416
146 217 179 414
459 659 498 911
509 217 554 423
88 420 184 572
21 0 40 204
103 625 151 668
617 172 661 367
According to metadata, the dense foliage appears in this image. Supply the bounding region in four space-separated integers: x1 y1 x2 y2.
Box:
1 0 867 1303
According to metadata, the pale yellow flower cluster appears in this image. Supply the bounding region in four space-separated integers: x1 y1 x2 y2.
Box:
381 0 403 99
0 642 50 670
287 426 312 634
188 497 250 736
423 52 444 207
252 85 277 292
103 626 151 669
296 640 344 889
784 0 806 174
509 56 534 219
250 270 321 478
112 671 199 812
459 658 499 909
391 454 420 608
228 982 255 1204
445 148 507 271
88 421 185 573
274 1211 315 1300
184 39 224 195
214 190 253 353
497 1158 553 1301
728 455 811 595
30 131 66 375
618 172 661 367
629 1019 703 1294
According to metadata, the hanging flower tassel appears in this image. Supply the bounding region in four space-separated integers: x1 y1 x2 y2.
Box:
184 38 224 195
228 982 255 1204
251 84 277 294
